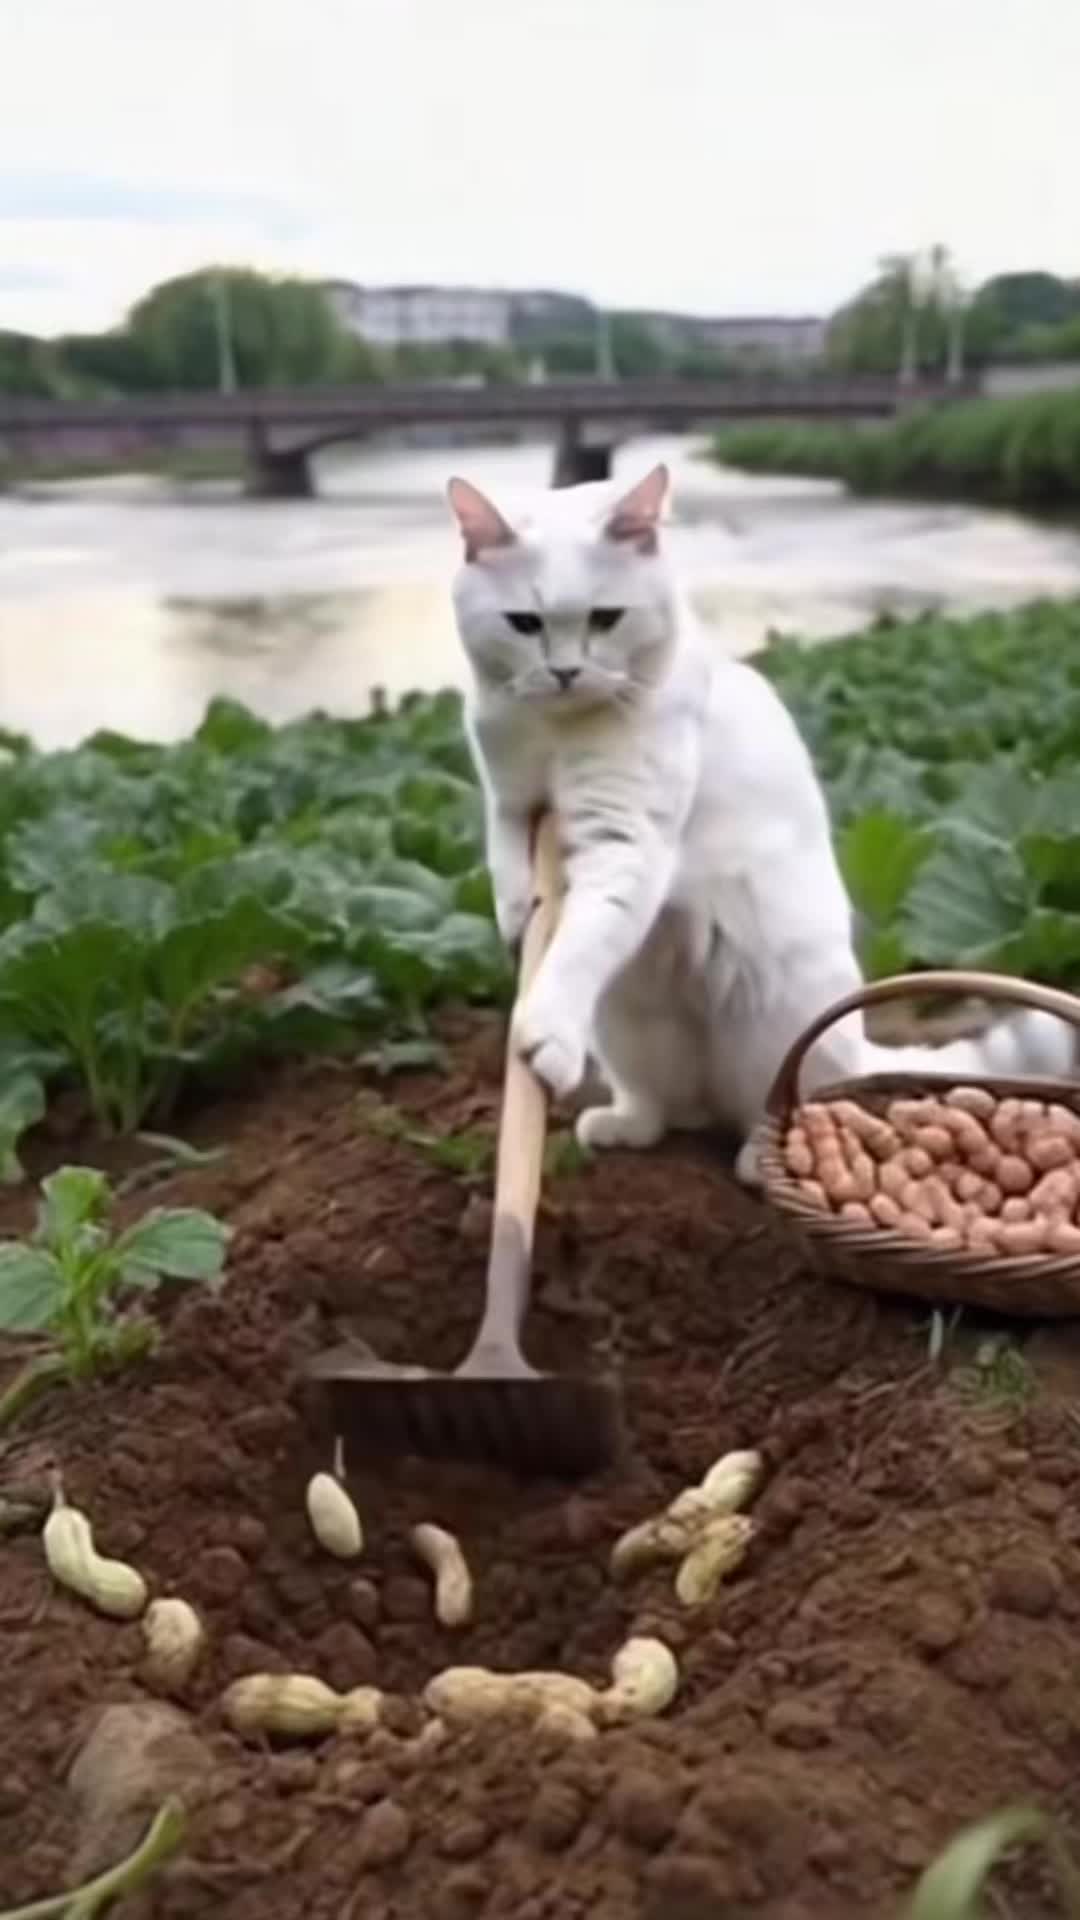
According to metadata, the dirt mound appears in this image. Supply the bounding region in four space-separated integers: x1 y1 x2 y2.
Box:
3 1010 1080 1916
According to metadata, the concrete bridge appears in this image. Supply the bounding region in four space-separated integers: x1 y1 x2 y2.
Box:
0 375 975 496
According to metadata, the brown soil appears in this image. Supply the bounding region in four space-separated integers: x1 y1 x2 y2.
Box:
4 1008 1080 1918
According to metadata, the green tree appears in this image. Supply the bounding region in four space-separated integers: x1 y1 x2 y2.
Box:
0 331 66 397
55 331 160 394
971 271 1080 355
127 268 362 391
609 314 669 378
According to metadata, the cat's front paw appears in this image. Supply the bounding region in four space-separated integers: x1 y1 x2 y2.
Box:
512 990 587 1099
576 1101 665 1151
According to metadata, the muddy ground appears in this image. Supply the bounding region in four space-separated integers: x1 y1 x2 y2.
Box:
4 1010 1080 1918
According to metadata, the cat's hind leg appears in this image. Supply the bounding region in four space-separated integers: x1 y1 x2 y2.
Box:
576 962 709 1153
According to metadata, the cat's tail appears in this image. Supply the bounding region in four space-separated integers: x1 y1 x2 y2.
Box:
861 1007 1078 1084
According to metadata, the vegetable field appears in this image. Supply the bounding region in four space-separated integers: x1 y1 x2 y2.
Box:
3 599 1080 1185
761 599 1080 986
4 602 1080 1920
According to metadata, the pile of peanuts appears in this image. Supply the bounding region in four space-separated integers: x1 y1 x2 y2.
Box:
783 1088 1080 1257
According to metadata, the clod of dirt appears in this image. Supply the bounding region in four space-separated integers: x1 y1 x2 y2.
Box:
608 1766 683 1848
526 1778 587 1851
313 1620 378 1689
190 1545 248 1605
764 1697 835 1749
948 1450 998 1496
66 1702 214 1881
357 1797 413 1867
908 1590 968 1653
269 1753 319 1795
438 1867 491 1918
227 1515 270 1560
382 1576 431 1622
436 1812 491 1860
346 1577 381 1630
989 1552 1062 1617
642 1850 740 1917
220 1632 290 1679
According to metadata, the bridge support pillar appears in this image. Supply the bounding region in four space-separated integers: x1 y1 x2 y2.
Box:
246 430 314 499
552 420 616 487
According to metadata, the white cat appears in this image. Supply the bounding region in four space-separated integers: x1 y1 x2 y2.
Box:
447 462 1073 1181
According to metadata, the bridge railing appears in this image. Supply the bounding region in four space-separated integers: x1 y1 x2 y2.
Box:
0 375 977 431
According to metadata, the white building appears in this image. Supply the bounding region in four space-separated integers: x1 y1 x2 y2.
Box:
323 282 513 348
631 310 827 365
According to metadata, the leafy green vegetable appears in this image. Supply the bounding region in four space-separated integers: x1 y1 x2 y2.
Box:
0 690 507 1165
2 602 1079 1174
761 599 1080 986
0 1164 229 1422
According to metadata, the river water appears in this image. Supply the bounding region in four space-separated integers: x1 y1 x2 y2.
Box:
3 434 1080 750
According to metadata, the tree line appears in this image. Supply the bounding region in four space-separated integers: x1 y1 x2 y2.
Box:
826 250 1080 376
3 256 1080 398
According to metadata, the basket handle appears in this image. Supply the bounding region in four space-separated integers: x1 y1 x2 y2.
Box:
765 969 1080 1120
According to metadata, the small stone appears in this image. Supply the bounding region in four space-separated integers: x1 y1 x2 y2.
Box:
346 1578 380 1631
909 1591 967 1654
357 1798 412 1867
314 1621 377 1691
527 1780 586 1850
764 1698 834 1749
382 1576 430 1623
438 1814 491 1860
990 1553 1061 1618
191 1545 248 1604
608 1770 681 1849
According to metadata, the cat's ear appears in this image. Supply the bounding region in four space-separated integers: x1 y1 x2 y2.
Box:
447 477 516 561
605 463 670 553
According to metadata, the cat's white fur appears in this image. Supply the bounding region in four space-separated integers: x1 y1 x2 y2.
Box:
447 464 1074 1179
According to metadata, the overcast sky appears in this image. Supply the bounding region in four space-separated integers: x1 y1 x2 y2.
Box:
3 0 1077 337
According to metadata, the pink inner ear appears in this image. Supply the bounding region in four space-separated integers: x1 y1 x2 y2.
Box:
447 477 516 561
605 463 670 552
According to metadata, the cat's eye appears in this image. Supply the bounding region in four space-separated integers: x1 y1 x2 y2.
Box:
505 611 544 636
589 608 625 634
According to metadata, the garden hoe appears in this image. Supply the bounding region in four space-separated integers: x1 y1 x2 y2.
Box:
306 811 624 1478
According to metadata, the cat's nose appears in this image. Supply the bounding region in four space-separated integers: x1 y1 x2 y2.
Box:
550 666 581 691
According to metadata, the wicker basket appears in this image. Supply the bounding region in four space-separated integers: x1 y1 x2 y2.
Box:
755 969 1080 1316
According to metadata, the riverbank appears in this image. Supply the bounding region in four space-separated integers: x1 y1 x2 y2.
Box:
0 445 248 492
711 386 1080 513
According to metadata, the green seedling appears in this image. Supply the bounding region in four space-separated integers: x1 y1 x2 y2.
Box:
907 1804 1080 1919
0 1165 229 1430
1 1797 185 1920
